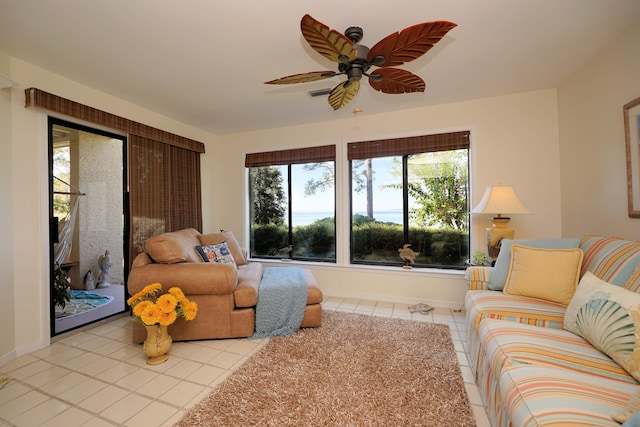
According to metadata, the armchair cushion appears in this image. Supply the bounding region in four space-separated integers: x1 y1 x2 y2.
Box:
145 228 203 264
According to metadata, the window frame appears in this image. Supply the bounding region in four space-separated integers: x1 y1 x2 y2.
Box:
348 131 471 270
246 145 337 263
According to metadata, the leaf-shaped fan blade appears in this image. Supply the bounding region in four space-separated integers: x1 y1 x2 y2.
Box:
367 21 457 67
368 68 425 94
265 71 337 85
328 80 360 110
301 14 357 64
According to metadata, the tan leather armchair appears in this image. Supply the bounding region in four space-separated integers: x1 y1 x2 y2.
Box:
127 228 322 342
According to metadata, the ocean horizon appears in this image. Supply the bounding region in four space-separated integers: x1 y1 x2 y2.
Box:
292 211 403 226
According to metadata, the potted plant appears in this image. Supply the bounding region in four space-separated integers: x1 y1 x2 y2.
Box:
53 262 71 309
472 249 490 266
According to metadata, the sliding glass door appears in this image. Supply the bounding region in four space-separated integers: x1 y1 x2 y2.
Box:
49 117 128 336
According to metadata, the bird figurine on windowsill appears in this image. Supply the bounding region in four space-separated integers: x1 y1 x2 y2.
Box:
398 244 419 269
279 244 293 261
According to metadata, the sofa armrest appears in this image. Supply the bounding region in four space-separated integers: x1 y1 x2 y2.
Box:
465 266 494 290
128 262 238 296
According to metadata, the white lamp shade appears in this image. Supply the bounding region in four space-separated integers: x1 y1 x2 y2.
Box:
471 184 532 215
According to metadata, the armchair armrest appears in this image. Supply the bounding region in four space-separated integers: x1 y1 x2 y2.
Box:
128 262 238 296
465 266 494 291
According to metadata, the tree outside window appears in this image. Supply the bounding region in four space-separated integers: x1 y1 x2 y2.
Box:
246 146 336 262
349 132 470 269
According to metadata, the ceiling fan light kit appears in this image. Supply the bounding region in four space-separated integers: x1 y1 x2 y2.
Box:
265 14 456 110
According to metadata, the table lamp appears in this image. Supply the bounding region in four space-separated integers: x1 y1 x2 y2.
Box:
471 183 532 259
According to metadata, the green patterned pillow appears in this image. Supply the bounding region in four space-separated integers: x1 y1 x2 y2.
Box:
564 272 640 381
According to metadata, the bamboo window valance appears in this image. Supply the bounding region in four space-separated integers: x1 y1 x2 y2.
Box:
25 87 205 153
347 131 470 160
245 144 336 167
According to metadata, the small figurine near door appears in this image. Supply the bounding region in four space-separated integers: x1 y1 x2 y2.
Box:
83 270 96 290
97 250 112 288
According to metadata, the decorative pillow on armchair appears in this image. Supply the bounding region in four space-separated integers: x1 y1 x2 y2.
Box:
196 241 237 267
199 231 247 265
564 272 640 382
503 244 583 306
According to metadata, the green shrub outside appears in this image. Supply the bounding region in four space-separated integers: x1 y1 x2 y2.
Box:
251 216 468 266
251 224 288 257
292 217 335 257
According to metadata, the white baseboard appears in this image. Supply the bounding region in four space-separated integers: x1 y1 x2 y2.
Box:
0 349 17 369
0 338 49 369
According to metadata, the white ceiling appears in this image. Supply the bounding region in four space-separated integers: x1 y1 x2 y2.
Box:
1 0 639 135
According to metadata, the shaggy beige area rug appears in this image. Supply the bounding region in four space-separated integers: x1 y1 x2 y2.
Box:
177 311 476 426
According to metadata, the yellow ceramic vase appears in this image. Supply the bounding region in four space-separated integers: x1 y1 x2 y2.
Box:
142 324 172 365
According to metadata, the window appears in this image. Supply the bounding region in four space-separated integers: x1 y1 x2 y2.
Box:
246 145 336 262
348 131 470 269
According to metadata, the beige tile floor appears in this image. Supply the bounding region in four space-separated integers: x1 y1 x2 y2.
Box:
0 298 490 426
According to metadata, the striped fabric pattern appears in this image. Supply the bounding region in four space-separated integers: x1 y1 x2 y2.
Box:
476 346 508 427
625 262 640 292
465 290 565 334
475 320 513 427
481 319 635 385
464 290 566 377
476 319 637 427
500 365 638 427
464 266 492 290
580 235 640 286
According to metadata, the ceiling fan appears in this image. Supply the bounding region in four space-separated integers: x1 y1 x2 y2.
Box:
265 14 457 110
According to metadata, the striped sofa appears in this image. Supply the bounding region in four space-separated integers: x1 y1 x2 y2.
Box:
465 235 640 427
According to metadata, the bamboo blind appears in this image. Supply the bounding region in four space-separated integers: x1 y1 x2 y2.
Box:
245 145 336 167
347 131 470 160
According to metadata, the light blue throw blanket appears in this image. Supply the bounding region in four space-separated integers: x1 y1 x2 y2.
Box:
253 267 308 339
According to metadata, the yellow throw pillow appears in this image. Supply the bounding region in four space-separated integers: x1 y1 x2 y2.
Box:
503 244 584 306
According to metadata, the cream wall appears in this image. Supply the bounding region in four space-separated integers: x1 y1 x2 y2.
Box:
559 20 640 240
209 88 562 307
0 51 16 363
2 57 219 364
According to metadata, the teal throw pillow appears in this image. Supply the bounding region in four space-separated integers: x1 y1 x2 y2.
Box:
487 237 581 290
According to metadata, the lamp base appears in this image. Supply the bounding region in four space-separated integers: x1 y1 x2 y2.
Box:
486 217 514 260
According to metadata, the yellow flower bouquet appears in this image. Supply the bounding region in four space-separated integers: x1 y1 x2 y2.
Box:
127 283 198 326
